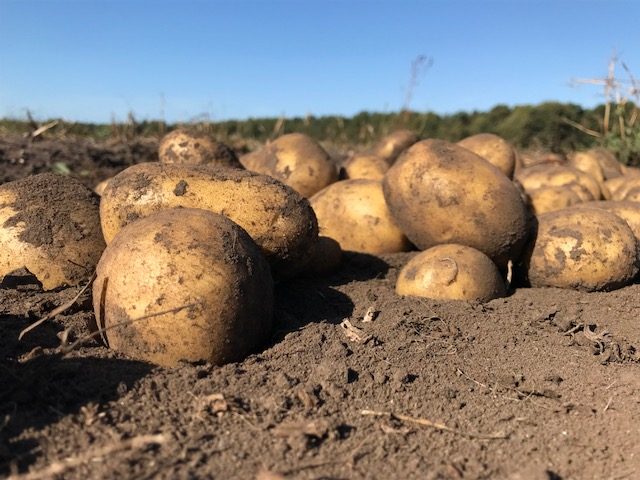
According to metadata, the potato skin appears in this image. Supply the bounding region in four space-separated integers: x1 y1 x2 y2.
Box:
100 163 318 278
457 133 516 179
526 185 588 215
158 129 241 168
93 209 273 367
372 130 419 164
525 207 638 291
0 173 104 290
588 200 640 242
311 179 410 254
515 164 602 200
340 154 389 181
383 139 529 269
240 133 337 197
396 244 506 302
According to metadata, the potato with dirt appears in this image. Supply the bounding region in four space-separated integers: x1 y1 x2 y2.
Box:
310 179 410 254
0 173 104 290
372 129 419 164
587 200 640 242
457 133 517 178
158 129 242 168
99 163 318 278
383 139 529 269
340 153 389 181
524 207 638 291
239 133 337 197
93 208 273 367
525 185 590 215
396 244 506 302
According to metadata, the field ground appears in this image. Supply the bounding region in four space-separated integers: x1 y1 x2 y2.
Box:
1 134 639 479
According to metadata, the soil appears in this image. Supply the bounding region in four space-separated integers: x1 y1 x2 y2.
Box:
2 135 640 479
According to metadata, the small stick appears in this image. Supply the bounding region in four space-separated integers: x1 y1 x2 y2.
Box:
30 120 59 139
18 272 96 341
360 409 508 440
8 434 166 480
62 302 202 355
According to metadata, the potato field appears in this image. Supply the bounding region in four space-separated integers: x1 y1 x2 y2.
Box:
1 129 639 479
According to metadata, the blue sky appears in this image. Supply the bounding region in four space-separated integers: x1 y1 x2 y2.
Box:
0 0 638 123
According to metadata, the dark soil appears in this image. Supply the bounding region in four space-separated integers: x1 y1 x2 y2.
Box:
1 136 640 479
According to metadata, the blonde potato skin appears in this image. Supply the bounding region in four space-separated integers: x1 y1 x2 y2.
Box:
515 164 602 200
396 244 506 302
526 186 586 215
158 129 241 168
457 133 516 179
383 139 529 269
589 200 640 242
372 130 419 164
310 179 410 254
100 162 318 278
240 133 337 197
568 151 605 184
525 207 638 291
93 209 273 367
340 154 389 181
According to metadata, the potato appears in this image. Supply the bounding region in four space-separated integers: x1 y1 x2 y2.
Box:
372 129 419 164
515 163 602 200
100 163 318 278
94 178 111 196
457 133 517 178
589 148 623 180
93 208 273 367
340 154 389 181
525 207 638 291
612 177 640 201
240 133 337 197
304 236 342 276
622 186 640 202
604 176 628 199
383 139 529 269
526 185 586 215
396 244 506 302
158 129 241 168
568 150 605 184
588 200 640 242
0 173 104 290
518 151 565 169
310 179 410 254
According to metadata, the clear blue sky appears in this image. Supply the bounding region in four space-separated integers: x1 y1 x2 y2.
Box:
0 0 638 123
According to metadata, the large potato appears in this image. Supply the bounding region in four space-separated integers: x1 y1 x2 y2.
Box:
239 133 337 197
383 139 529 268
100 163 318 278
310 179 410 254
372 129 419 164
93 209 273 367
525 207 638 291
457 133 516 178
340 153 389 181
515 164 602 200
396 244 506 302
158 129 241 168
0 173 104 290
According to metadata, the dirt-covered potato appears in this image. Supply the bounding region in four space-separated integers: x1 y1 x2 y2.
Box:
100 163 318 278
340 154 389 181
383 139 529 269
158 129 241 168
604 176 628 199
457 133 517 178
239 133 337 197
93 208 273 367
568 150 605 184
304 236 342 276
372 129 419 164
0 173 104 290
310 179 410 254
588 200 640 242
590 148 623 180
515 163 602 200
612 177 640 201
525 207 638 291
396 244 506 302
526 185 587 215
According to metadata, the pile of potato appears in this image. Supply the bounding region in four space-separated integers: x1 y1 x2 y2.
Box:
1 127 639 368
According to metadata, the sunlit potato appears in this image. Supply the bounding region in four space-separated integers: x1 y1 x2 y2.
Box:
158 129 242 168
457 133 517 178
371 129 419 164
515 163 602 200
340 153 389 181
